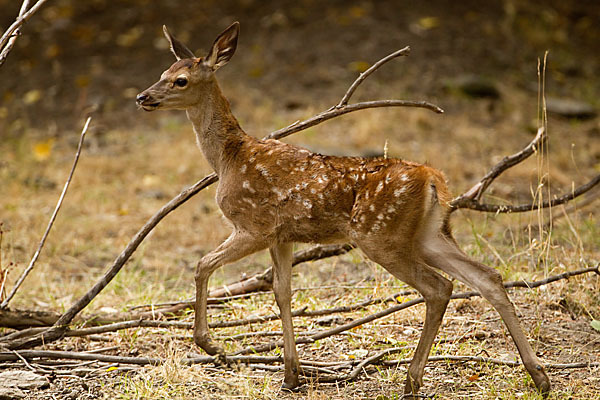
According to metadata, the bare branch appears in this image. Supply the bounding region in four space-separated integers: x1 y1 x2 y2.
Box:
337 46 411 107
266 100 443 141
449 124 600 214
0 0 51 67
453 174 600 213
0 350 595 381
451 127 546 208
1 117 91 309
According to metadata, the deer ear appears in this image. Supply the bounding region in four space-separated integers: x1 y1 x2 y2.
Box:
205 22 239 71
163 25 195 60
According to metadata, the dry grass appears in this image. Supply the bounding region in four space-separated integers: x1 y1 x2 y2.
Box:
1 82 599 399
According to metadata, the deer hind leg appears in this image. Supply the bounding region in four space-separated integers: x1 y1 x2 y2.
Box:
422 235 551 395
194 230 268 356
357 243 453 395
269 242 301 390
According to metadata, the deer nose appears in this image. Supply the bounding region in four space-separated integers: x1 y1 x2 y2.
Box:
136 93 149 103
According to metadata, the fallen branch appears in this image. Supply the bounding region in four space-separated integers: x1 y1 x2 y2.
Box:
131 243 355 314
230 266 599 356
450 127 546 209
1 117 91 309
1 265 597 343
452 173 600 213
448 125 600 213
1 349 596 379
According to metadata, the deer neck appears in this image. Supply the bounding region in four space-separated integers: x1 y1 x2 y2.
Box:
185 82 246 175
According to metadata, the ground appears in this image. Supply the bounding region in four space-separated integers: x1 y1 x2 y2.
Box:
0 0 599 399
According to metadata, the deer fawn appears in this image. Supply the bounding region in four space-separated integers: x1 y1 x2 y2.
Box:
137 22 551 396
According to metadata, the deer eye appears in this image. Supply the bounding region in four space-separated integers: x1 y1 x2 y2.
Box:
174 77 188 87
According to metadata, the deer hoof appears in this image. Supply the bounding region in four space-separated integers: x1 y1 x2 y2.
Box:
403 374 422 396
281 380 301 392
534 372 551 397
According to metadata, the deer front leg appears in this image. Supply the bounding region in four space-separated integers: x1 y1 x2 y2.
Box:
193 231 268 355
270 242 301 390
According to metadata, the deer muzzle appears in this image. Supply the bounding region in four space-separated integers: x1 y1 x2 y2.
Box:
136 92 160 111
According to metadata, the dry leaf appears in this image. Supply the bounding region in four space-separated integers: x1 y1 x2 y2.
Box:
32 138 55 161
348 61 370 73
468 373 480 381
23 90 42 105
418 17 440 30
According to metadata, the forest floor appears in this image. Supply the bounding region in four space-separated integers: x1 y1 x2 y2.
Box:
1 1 599 399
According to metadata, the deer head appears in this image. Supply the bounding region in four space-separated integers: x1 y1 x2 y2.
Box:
136 22 240 112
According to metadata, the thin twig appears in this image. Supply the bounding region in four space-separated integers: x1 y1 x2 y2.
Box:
1 117 91 309
0 0 50 67
337 46 411 107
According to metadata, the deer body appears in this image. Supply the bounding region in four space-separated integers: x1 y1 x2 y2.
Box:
137 23 551 396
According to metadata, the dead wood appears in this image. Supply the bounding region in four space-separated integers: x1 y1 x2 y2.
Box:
0 0 51 67
0 350 596 380
1 265 596 343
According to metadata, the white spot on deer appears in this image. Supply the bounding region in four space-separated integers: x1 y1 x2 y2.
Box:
360 215 366 223
299 166 306 172
272 187 286 201
317 193 324 200
387 205 396 214
294 183 302 191
365 190 370 200
240 164 247 174
301 182 308 189
371 222 382 233
317 177 324 184
385 174 392 184
310 188 317 194
242 180 256 193
400 173 409 182
256 164 271 179
375 181 384 194
303 199 313 209
267 149 274 155
394 187 406 197
377 213 385 220
369 204 375 212
242 197 257 208
249 156 256 163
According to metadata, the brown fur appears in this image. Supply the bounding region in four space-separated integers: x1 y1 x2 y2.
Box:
136 22 551 396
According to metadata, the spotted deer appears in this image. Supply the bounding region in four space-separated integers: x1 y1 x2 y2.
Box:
136 22 551 396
